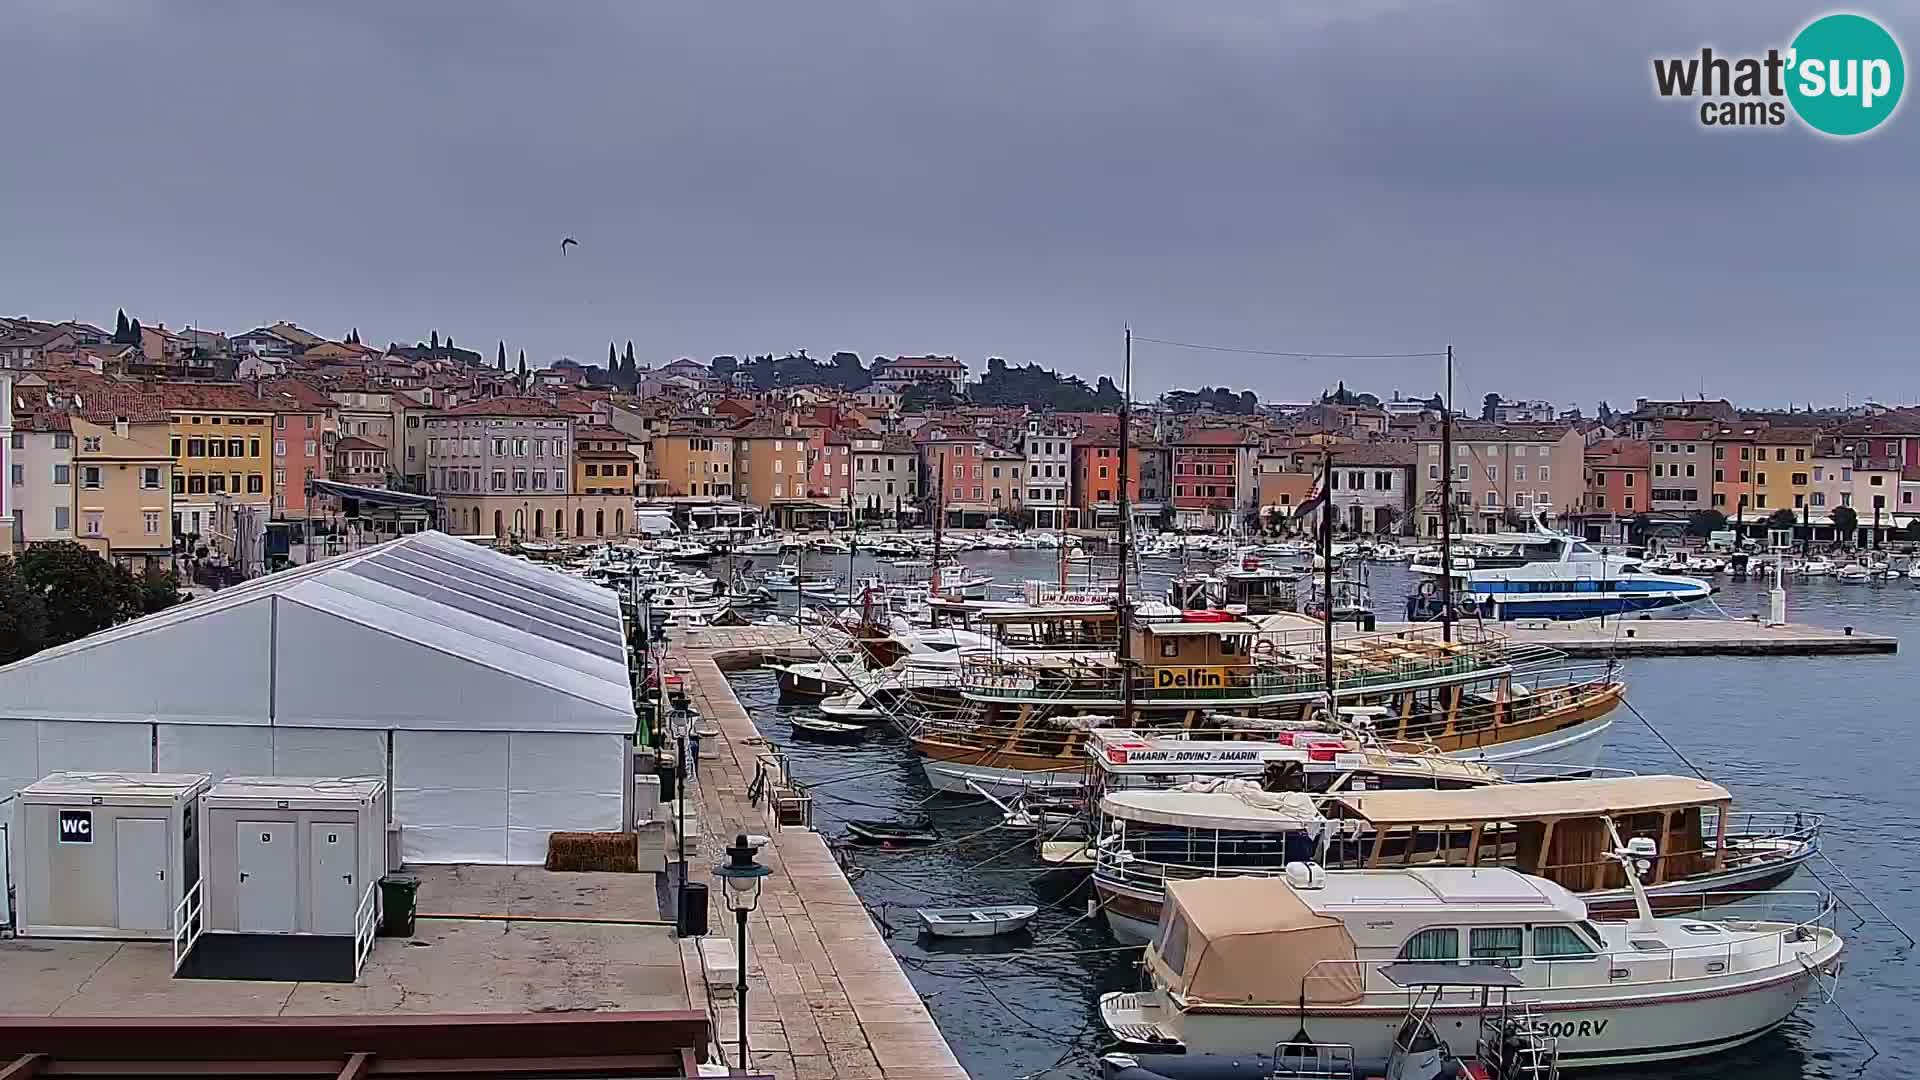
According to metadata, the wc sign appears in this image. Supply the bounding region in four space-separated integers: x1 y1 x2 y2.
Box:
58 809 93 844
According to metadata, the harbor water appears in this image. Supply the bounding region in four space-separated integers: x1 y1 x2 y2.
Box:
719 546 1918 1080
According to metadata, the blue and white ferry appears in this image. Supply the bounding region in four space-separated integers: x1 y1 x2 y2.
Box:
1409 525 1712 621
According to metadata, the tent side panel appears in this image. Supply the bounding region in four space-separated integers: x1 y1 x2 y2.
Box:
157 723 273 780
394 730 508 863
507 732 627 864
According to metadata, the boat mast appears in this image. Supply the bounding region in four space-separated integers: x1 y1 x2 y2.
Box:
1118 327 1135 728
1440 344 1454 642
931 449 945 598
1320 448 1335 718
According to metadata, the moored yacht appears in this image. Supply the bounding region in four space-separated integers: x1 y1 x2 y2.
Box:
1100 861 1842 1068
1409 527 1710 621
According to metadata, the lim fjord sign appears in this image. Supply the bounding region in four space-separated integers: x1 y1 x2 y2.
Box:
1653 12 1904 136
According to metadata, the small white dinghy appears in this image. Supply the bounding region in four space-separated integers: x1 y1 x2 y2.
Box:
916 905 1039 938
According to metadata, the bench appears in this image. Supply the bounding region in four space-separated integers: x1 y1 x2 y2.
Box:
697 935 739 998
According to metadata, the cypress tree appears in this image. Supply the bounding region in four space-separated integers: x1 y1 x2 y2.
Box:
517 349 527 385
430 330 439 351
114 310 130 343
497 341 507 370
129 318 143 347
608 342 617 370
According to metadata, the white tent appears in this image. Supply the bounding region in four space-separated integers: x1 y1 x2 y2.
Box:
0 531 635 867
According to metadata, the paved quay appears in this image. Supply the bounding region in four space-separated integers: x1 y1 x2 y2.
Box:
670 626 969 1080
1360 617 1898 657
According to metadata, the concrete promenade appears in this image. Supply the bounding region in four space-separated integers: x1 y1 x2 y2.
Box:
669 626 968 1080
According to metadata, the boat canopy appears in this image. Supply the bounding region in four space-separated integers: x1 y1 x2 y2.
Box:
1101 787 1322 832
1149 877 1364 1006
1332 775 1731 826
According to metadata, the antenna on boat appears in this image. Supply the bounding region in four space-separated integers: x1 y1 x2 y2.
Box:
1118 325 1135 729
1440 345 1454 643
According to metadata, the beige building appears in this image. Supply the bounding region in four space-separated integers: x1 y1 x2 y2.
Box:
1413 422 1586 537
424 396 576 539
651 428 735 499
731 427 810 508
71 413 174 569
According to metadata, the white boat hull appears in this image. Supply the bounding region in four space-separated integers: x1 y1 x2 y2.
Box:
1103 939 1839 1069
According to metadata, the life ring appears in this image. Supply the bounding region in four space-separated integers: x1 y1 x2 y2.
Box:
1255 639 1279 656
1459 596 1480 615
1416 580 1437 599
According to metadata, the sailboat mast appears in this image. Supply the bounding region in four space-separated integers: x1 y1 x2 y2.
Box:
1118 327 1135 728
931 450 945 597
1441 344 1454 642
1321 449 1336 717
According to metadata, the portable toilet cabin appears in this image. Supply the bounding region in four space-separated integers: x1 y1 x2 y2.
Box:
185 776 388 982
10 771 211 941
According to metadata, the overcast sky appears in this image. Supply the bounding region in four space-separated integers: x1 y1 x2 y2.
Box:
5 1 1917 408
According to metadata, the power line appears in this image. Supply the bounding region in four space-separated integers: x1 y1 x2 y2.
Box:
1131 334 1448 361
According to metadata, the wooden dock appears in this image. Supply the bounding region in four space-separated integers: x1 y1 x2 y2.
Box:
1364 618 1897 657
668 627 968 1080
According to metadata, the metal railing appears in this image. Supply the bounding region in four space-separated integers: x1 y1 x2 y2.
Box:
1266 1040 1356 1080
1282 893 1839 1003
353 880 379 975
171 879 204 974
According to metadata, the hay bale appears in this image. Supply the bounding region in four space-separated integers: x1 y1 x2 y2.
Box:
545 831 639 873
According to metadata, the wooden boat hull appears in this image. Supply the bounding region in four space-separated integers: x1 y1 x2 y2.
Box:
918 906 1039 938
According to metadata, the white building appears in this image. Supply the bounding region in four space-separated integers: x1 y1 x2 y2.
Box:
0 531 636 868
12 411 75 545
1023 417 1075 529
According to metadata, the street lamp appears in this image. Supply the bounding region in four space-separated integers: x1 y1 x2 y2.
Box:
713 833 770 1073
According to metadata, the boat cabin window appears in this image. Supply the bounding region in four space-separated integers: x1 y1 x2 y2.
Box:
1160 639 1180 658
1218 635 1244 657
1155 907 1191 971
1397 927 1459 961
1469 926 1523 968
1531 924 1597 960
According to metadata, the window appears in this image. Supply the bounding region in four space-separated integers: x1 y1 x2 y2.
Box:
53 432 70 450
208 439 225 458
274 440 286 456
1714 446 1725 460
173 474 184 494
304 439 317 455
1470 926 1524 967
1714 468 1725 483
1842 467 1853 481
1623 474 1634 487
1428 463 1440 480
1685 463 1695 477
81 435 102 452
7 464 18 486
81 465 101 489
230 472 241 493
274 468 286 488
82 512 102 537
1398 928 1459 961
1594 493 1607 509
228 438 244 457
1756 472 1767 486
188 475 206 494
1533 925 1596 960
1538 466 1549 482
141 467 160 489
1841 492 1853 507
1514 466 1527 482
491 469 507 491
169 436 180 456
53 506 69 532
276 415 286 429
246 474 263 494
1624 495 1634 510
1796 448 1806 461
1871 474 1885 486
144 511 161 535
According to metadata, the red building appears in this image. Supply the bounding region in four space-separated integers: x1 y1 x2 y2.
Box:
1172 427 1256 530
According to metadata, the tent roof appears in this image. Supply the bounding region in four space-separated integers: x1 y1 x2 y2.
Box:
1332 775 1731 826
0 531 635 735
1100 789 1322 832
1153 876 1363 1006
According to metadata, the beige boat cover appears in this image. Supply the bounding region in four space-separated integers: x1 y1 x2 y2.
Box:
1332 775 1730 826
1148 876 1363 1006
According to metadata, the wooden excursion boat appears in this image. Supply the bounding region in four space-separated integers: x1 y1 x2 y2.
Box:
911 614 1623 797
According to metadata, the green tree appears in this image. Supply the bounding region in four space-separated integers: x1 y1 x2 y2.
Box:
1831 505 1859 540
128 318 143 348
622 341 638 388
430 330 439 351
608 341 617 372
1765 508 1799 531
113 309 131 343
1902 518 1920 542
136 566 185 614
0 555 48 663
1686 509 1729 538
1482 393 1500 421
497 341 507 370
17 541 139 647
517 349 528 385
900 382 960 413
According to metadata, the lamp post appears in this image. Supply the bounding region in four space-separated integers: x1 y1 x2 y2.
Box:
713 833 770 1073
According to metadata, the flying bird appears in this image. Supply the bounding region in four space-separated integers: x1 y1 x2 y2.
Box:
560 237 578 255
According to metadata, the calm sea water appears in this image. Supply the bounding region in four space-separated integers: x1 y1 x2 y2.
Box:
719 547 1918 1080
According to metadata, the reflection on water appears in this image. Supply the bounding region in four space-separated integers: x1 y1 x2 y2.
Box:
721 546 1917 1079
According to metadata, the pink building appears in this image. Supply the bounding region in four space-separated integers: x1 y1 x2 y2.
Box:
261 379 334 521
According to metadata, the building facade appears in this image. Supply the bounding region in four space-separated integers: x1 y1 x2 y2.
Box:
1648 420 1711 514
72 414 174 568
10 411 73 544
424 397 575 539
167 390 272 542
1023 417 1076 529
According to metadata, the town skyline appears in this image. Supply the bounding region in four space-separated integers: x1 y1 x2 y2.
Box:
9 2 1917 405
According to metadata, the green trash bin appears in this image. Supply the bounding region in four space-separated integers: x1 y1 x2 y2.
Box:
379 876 419 937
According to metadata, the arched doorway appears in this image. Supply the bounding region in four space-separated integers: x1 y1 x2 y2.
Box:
614 508 624 535
493 509 504 537
595 509 604 536
513 509 525 536
576 509 585 537
535 509 544 537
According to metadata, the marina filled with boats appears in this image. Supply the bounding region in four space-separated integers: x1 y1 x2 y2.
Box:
518 508 1905 1078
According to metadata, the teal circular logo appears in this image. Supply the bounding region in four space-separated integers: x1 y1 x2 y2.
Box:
1787 13 1905 136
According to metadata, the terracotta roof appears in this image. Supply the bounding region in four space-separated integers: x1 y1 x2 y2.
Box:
333 436 384 452
1176 427 1253 447
440 396 569 419
14 410 71 433
259 378 336 412
1446 421 1577 443
1835 410 1920 437
1584 439 1651 468
1655 419 1716 439
574 424 628 439
878 355 966 371
1756 426 1821 445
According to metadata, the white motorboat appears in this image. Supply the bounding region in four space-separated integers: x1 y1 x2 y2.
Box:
1100 859 1842 1070
1409 528 1711 621
761 565 841 595
1907 563 1920 581
1834 563 1871 584
917 905 1039 938
766 649 870 700
1801 557 1833 576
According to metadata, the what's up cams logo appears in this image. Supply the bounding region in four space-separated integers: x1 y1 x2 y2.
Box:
1653 12 1905 136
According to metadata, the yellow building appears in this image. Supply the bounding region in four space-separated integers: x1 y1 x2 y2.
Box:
650 428 735 498
71 413 174 569
730 427 810 508
574 424 638 496
163 385 273 539
1750 426 1818 515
